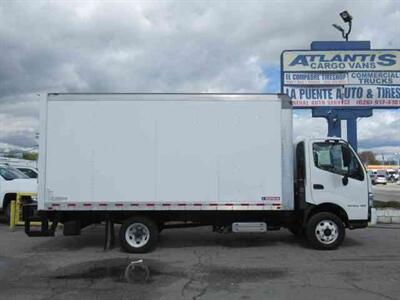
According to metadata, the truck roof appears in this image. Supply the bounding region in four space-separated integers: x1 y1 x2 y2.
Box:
46 93 292 107
296 136 347 144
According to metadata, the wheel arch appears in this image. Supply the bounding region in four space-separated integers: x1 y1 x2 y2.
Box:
2 193 16 210
305 203 349 227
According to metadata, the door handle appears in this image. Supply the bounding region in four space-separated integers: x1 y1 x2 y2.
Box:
313 184 324 190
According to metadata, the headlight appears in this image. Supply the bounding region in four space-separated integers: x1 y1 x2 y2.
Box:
368 192 374 207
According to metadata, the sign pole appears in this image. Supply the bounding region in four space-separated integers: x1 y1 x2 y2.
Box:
310 41 373 151
347 118 357 150
328 114 342 138
311 107 342 137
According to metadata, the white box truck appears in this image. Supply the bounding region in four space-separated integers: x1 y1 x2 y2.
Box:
24 93 372 252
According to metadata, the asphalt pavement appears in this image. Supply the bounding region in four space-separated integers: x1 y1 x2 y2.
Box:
0 224 399 300
372 183 400 202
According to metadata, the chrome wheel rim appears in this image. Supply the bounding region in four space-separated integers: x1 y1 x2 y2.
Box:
315 219 339 245
125 223 150 248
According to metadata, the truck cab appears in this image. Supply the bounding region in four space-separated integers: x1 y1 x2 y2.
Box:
294 138 371 248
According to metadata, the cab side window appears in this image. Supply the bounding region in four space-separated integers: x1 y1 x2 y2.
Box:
313 142 364 181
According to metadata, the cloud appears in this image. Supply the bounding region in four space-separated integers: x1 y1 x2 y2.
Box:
0 1 399 152
293 110 326 141
358 109 400 152
293 109 400 154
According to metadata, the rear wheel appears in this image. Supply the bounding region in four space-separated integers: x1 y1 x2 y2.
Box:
119 216 158 253
306 212 345 250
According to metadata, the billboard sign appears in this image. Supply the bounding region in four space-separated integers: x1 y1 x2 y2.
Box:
281 50 400 108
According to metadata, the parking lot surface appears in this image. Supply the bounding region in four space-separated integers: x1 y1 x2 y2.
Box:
373 184 400 203
0 224 399 300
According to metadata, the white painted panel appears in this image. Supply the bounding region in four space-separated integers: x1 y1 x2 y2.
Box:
42 94 291 209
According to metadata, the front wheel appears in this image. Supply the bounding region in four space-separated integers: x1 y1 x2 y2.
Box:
306 212 345 250
119 216 158 253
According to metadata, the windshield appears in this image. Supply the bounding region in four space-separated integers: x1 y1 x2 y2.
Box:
0 166 30 180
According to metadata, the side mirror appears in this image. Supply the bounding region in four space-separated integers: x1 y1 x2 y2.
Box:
342 145 351 167
342 175 349 186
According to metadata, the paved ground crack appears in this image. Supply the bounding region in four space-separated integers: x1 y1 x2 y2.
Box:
180 250 210 299
347 282 399 300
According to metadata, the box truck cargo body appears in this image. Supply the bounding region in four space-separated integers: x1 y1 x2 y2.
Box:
24 93 371 252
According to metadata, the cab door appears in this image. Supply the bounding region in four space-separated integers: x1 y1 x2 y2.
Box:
307 140 368 221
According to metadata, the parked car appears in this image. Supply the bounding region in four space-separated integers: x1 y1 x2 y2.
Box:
386 170 399 183
375 174 387 185
0 164 37 221
15 166 38 179
0 157 38 179
0 157 37 168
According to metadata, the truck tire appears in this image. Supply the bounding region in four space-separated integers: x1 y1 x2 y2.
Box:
306 212 345 250
119 216 158 253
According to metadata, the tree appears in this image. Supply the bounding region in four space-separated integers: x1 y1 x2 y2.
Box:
358 151 379 165
23 152 38 161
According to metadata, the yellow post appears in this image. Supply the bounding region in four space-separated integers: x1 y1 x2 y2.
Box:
15 193 22 225
9 193 38 228
9 200 16 230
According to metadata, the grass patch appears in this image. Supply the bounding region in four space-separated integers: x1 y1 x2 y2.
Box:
373 200 400 209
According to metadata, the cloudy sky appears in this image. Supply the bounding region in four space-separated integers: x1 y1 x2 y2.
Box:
0 1 399 158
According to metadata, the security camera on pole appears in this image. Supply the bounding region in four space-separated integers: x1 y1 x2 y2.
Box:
333 10 352 41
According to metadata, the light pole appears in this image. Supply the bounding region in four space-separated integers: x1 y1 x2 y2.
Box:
332 10 353 41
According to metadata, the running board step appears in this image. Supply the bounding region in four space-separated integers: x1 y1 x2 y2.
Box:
25 216 56 237
232 222 267 233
